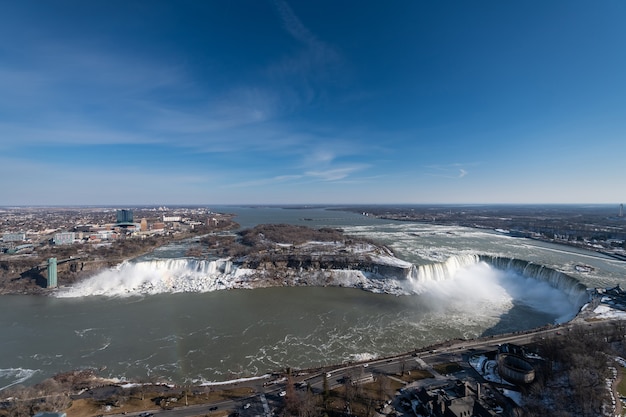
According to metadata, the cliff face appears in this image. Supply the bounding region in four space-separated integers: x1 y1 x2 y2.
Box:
239 236 409 272
0 258 115 295
234 264 410 294
242 253 381 271
229 242 412 294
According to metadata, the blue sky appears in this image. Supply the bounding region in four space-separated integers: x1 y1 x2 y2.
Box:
1 1 625 205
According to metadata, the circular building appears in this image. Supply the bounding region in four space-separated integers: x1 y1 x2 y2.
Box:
497 353 535 384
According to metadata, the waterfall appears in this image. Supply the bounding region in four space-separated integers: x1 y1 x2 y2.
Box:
479 255 589 307
57 254 591 310
56 258 242 297
407 254 481 282
404 254 589 308
129 258 234 275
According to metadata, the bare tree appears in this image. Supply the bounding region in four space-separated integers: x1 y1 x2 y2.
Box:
322 373 329 406
284 372 300 416
298 388 319 417
363 397 375 417
343 375 356 405
399 357 407 376
376 375 391 401
46 393 71 412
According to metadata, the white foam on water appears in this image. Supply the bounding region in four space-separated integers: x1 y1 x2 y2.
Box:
408 260 580 324
0 368 39 392
349 352 378 362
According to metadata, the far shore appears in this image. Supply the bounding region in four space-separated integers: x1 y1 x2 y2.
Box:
0 217 239 295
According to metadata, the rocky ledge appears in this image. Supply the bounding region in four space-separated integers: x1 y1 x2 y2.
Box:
54 224 417 297
195 224 414 293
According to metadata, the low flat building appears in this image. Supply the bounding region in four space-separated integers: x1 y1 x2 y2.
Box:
53 232 76 245
2 232 26 242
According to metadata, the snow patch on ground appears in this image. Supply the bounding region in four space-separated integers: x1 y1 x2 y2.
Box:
370 254 413 268
468 355 514 386
0 368 39 392
501 388 523 406
196 374 271 386
593 305 626 320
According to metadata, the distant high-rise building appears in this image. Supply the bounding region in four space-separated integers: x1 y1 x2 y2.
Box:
47 258 57 288
140 218 148 231
620 204 624 218
116 209 134 225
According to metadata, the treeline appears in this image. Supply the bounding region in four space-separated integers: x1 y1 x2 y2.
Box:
0 370 102 417
239 224 346 246
280 368 398 417
198 224 379 259
523 321 626 417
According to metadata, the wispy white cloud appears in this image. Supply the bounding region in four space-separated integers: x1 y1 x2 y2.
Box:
32 42 188 92
305 165 368 181
0 1 351 161
210 87 281 125
0 155 221 205
304 149 337 166
222 152 370 189
0 2 379 205
140 89 281 137
273 0 321 47
223 174 304 189
0 41 196 148
268 0 344 94
0 46 188 119
425 163 475 179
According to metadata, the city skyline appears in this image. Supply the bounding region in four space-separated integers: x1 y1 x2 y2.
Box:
1 1 625 206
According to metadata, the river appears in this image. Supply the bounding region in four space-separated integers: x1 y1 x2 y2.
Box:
1 206 625 390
